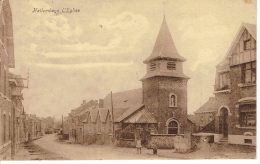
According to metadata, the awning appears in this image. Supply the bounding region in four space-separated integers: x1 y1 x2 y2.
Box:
238 97 256 105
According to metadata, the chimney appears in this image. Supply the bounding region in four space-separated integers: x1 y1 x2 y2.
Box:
99 99 104 108
82 100 86 106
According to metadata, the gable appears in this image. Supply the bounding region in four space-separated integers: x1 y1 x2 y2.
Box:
104 110 112 123
227 24 256 66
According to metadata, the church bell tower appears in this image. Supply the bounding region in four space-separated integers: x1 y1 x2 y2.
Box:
142 16 189 134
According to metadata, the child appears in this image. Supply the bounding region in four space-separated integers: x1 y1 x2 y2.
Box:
151 143 158 155
136 138 142 154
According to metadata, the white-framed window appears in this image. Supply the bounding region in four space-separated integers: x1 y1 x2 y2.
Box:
169 93 177 107
239 104 256 127
241 61 256 84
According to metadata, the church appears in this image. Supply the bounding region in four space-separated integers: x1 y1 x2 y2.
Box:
66 16 193 147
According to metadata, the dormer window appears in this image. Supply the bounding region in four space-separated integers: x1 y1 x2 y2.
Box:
244 39 251 50
169 93 177 107
167 62 176 70
150 63 156 71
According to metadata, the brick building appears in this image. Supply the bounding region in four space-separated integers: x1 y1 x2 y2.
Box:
8 73 26 153
194 23 256 146
67 16 193 148
0 0 15 160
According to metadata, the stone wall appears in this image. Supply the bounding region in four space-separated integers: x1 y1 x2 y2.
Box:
148 134 191 152
143 76 188 134
116 138 136 148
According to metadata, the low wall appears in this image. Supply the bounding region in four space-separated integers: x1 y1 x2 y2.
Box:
228 135 256 146
116 138 136 148
148 134 191 152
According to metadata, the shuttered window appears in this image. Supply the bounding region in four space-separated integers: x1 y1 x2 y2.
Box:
167 62 176 70
150 63 156 71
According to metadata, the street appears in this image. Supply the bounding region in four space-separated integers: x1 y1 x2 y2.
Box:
14 134 256 160
29 134 168 160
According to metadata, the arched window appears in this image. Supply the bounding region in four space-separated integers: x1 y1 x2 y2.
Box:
169 94 177 107
167 120 179 134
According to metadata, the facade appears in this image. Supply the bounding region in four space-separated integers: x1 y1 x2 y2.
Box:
0 0 15 160
67 16 193 148
194 23 256 146
141 16 190 135
26 114 43 141
8 73 26 153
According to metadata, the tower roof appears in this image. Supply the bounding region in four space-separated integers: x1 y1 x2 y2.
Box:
144 16 185 63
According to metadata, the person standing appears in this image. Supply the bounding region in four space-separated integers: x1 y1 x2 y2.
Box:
136 138 142 154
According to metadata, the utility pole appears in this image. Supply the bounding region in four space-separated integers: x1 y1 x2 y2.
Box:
110 91 115 142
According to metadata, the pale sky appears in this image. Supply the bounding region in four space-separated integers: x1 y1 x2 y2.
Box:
9 0 256 118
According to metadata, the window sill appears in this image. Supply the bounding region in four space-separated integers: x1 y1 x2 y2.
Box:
235 125 256 130
213 89 231 94
169 106 178 108
238 83 256 88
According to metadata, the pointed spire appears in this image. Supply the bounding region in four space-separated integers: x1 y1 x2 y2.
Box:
144 16 185 63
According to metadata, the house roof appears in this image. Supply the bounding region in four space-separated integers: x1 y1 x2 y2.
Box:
99 108 110 123
194 97 219 114
217 23 256 68
123 108 157 124
71 100 98 116
187 115 197 124
238 97 256 104
144 16 186 63
103 88 143 121
115 104 144 122
89 109 99 123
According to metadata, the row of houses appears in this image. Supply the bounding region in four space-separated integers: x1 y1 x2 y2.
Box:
0 0 56 159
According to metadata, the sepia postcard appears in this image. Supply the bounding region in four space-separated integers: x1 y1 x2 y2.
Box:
0 0 257 160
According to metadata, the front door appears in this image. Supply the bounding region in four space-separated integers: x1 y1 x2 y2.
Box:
220 108 229 137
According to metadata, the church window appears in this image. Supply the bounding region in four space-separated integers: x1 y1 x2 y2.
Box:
169 94 177 107
167 120 178 134
167 62 176 70
150 63 156 71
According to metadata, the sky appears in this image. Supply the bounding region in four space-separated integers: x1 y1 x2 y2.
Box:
8 0 256 118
